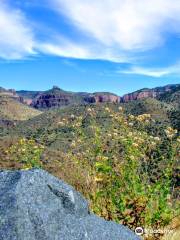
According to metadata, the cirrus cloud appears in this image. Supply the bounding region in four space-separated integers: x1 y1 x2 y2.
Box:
0 1 35 60
1 0 180 67
118 62 180 77
51 0 180 51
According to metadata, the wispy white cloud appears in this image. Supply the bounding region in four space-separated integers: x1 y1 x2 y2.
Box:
0 0 129 62
51 0 180 51
0 1 35 60
118 62 180 77
37 38 129 63
38 42 90 59
1 0 180 67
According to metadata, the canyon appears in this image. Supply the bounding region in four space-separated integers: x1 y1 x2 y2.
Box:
1 84 179 110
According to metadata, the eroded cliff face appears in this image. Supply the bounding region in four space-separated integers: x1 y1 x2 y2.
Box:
29 86 75 109
84 94 120 104
0 88 24 103
31 93 72 109
23 99 33 105
1 86 120 110
121 85 179 102
30 87 121 109
1 84 179 109
122 90 158 102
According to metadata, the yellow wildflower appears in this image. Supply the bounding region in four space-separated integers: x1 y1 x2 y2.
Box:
58 121 64 126
132 143 138 147
71 141 76 147
129 115 135 120
94 177 103 182
22 167 31 171
105 107 110 112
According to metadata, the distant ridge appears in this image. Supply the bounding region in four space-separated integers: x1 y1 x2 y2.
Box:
121 84 180 102
0 83 179 110
17 86 120 110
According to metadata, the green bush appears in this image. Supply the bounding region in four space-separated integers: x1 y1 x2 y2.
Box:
6 138 44 169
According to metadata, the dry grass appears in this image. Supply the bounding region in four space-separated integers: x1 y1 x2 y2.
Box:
0 95 41 121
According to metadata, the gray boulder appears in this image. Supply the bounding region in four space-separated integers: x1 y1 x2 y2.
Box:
0 169 139 240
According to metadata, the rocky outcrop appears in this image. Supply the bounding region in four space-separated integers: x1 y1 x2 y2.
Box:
0 88 23 102
31 93 72 109
121 84 180 102
0 169 139 240
23 98 33 105
30 87 121 109
84 93 120 104
30 86 81 109
122 89 157 102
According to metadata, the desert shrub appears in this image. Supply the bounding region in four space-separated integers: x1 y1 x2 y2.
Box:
55 107 180 233
2 105 180 238
5 138 44 169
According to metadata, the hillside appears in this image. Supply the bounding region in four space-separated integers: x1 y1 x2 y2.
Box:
1 83 179 133
121 84 180 130
157 85 180 130
121 84 180 103
0 93 42 121
158 84 180 108
0 101 176 151
0 83 179 238
0 103 179 236
1 94 179 145
122 98 174 121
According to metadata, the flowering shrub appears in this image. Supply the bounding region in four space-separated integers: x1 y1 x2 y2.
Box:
6 138 44 169
3 105 179 238
55 106 179 233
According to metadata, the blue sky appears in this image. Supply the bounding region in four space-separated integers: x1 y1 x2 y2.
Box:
0 0 180 95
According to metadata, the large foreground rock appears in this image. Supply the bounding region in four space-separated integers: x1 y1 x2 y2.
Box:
0 169 139 240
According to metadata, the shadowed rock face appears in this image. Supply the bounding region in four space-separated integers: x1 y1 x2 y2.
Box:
0 169 139 240
31 93 72 109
